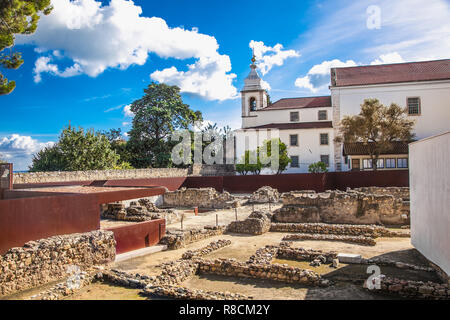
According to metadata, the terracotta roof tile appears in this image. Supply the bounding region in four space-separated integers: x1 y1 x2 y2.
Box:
332 59 450 87
244 121 333 130
343 142 409 156
261 96 331 111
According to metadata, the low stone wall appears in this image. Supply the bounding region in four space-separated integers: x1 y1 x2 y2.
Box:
374 277 449 300
350 187 410 200
270 223 410 238
278 189 409 225
197 258 329 286
143 284 249 300
282 233 377 246
0 230 116 297
182 240 231 259
163 187 238 209
248 186 280 203
102 198 179 223
13 168 189 184
226 211 272 235
160 226 225 250
276 247 338 263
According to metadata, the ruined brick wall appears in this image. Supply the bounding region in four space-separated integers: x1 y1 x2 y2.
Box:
159 226 225 250
163 187 237 208
0 230 116 297
276 190 409 225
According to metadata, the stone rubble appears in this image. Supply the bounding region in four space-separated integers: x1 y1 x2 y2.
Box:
160 226 226 250
182 240 231 260
248 186 280 203
226 210 272 235
372 276 449 300
163 187 239 209
277 189 410 225
283 233 377 246
102 199 179 223
270 222 410 238
0 230 116 297
142 285 250 300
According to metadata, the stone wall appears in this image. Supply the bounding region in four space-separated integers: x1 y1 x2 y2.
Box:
226 211 272 235
270 223 410 238
0 230 116 297
13 164 236 184
163 187 237 209
102 198 180 224
197 258 328 286
374 277 449 300
277 190 409 225
349 187 410 200
248 186 280 203
13 168 189 184
282 233 377 246
159 226 225 250
0 163 12 199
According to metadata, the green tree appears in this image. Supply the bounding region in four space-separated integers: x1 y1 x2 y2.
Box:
1 0 53 95
260 138 291 174
308 161 328 173
30 125 119 171
236 150 262 175
336 98 415 170
102 128 133 167
127 83 202 168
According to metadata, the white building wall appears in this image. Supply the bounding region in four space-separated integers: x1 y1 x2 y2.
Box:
333 80 450 140
242 107 332 129
410 132 450 278
332 80 450 171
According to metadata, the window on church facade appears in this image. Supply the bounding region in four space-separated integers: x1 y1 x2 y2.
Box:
320 133 329 145
320 155 330 167
407 97 421 115
249 97 257 111
290 134 298 146
318 110 327 120
290 156 299 167
290 112 299 122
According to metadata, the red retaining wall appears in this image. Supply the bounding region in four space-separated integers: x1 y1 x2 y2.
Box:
181 170 409 193
103 177 186 191
182 176 224 192
107 219 166 254
0 193 100 255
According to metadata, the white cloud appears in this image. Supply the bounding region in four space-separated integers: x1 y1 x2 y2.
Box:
294 59 357 93
249 40 300 75
123 104 134 117
151 54 238 101
33 56 82 83
0 135 54 171
18 0 237 100
370 52 405 65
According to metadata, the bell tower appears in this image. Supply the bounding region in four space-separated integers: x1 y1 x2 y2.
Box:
241 52 268 118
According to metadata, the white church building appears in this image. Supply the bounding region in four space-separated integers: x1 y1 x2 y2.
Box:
237 57 450 173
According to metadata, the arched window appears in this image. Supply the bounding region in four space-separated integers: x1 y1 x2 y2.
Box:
249 97 257 111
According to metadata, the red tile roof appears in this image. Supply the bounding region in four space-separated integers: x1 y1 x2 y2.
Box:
343 142 409 156
244 121 333 130
331 59 450 87
260 96 331 111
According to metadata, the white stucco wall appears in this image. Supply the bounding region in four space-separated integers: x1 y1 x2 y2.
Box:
410 131 450 277
333 80 450 140
242 106 332 129
234 128 334 174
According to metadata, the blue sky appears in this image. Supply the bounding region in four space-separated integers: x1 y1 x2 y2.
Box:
1 0 449 170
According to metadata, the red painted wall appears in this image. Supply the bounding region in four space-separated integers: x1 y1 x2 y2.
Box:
181 170 409 193
107 219 166 254
0 193 100 255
